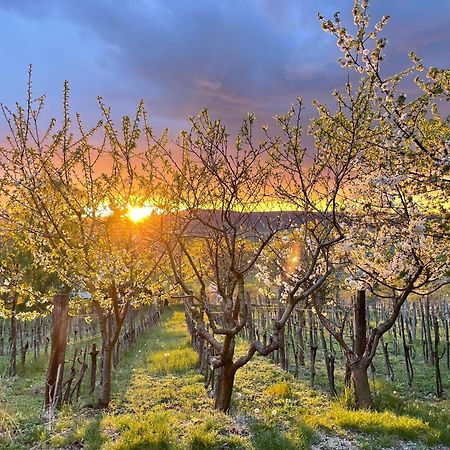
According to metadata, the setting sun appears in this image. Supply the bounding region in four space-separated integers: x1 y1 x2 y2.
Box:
127 205 157 222
1 0 448 445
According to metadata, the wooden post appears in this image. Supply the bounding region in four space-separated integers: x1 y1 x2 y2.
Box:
432 316 443 398
71 347 88 402
354 290 367 358
400 310 414 386
320 323 337 397
297 309 305 367
424 297 433 364
8 294 18 377
0 320 4 357
63 349 78 404
444 301 449 369
277 291 287 371
308 307 317 388
89 343 99 394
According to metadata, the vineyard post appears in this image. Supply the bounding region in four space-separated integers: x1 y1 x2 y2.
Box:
89 343 99 394
353 290 366 358
7 293 18 377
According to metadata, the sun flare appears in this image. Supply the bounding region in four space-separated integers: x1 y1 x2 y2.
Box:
127 205 156 222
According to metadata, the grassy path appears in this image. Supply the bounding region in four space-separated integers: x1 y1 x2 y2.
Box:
1 308 450 449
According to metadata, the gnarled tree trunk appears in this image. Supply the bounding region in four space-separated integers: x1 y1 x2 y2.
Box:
98 345 113 408
352 362 372 408
214 361 236 413
314 290 372 404
350 290 373 408
45 293 70 410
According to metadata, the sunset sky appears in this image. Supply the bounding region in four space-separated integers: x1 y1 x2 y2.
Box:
0 1 449 134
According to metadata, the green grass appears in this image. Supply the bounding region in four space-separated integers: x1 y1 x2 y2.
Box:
102 411 176 450
264 381 292 398
1 308 449 449
235 353 450 448
148 347 198 375
100 311 250 449
310 406 436 441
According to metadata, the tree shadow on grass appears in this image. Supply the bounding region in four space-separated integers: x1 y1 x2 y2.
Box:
249 420 313 450
371 385 450 445
80 416 104 450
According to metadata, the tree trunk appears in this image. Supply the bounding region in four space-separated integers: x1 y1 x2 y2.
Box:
98 345 113 408
214 362 235 413
45 293 70 409
351 291 373 408
352 364 373 408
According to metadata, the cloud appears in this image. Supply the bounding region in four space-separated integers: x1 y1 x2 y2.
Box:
0 0 448 134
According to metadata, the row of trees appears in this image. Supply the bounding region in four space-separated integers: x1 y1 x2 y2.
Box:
157 1 449 410
0 0 448 412
0 80 168 409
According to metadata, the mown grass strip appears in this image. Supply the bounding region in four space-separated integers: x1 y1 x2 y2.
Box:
2 308 449 449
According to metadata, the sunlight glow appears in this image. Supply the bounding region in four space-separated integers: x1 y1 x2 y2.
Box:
127 205 158 222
